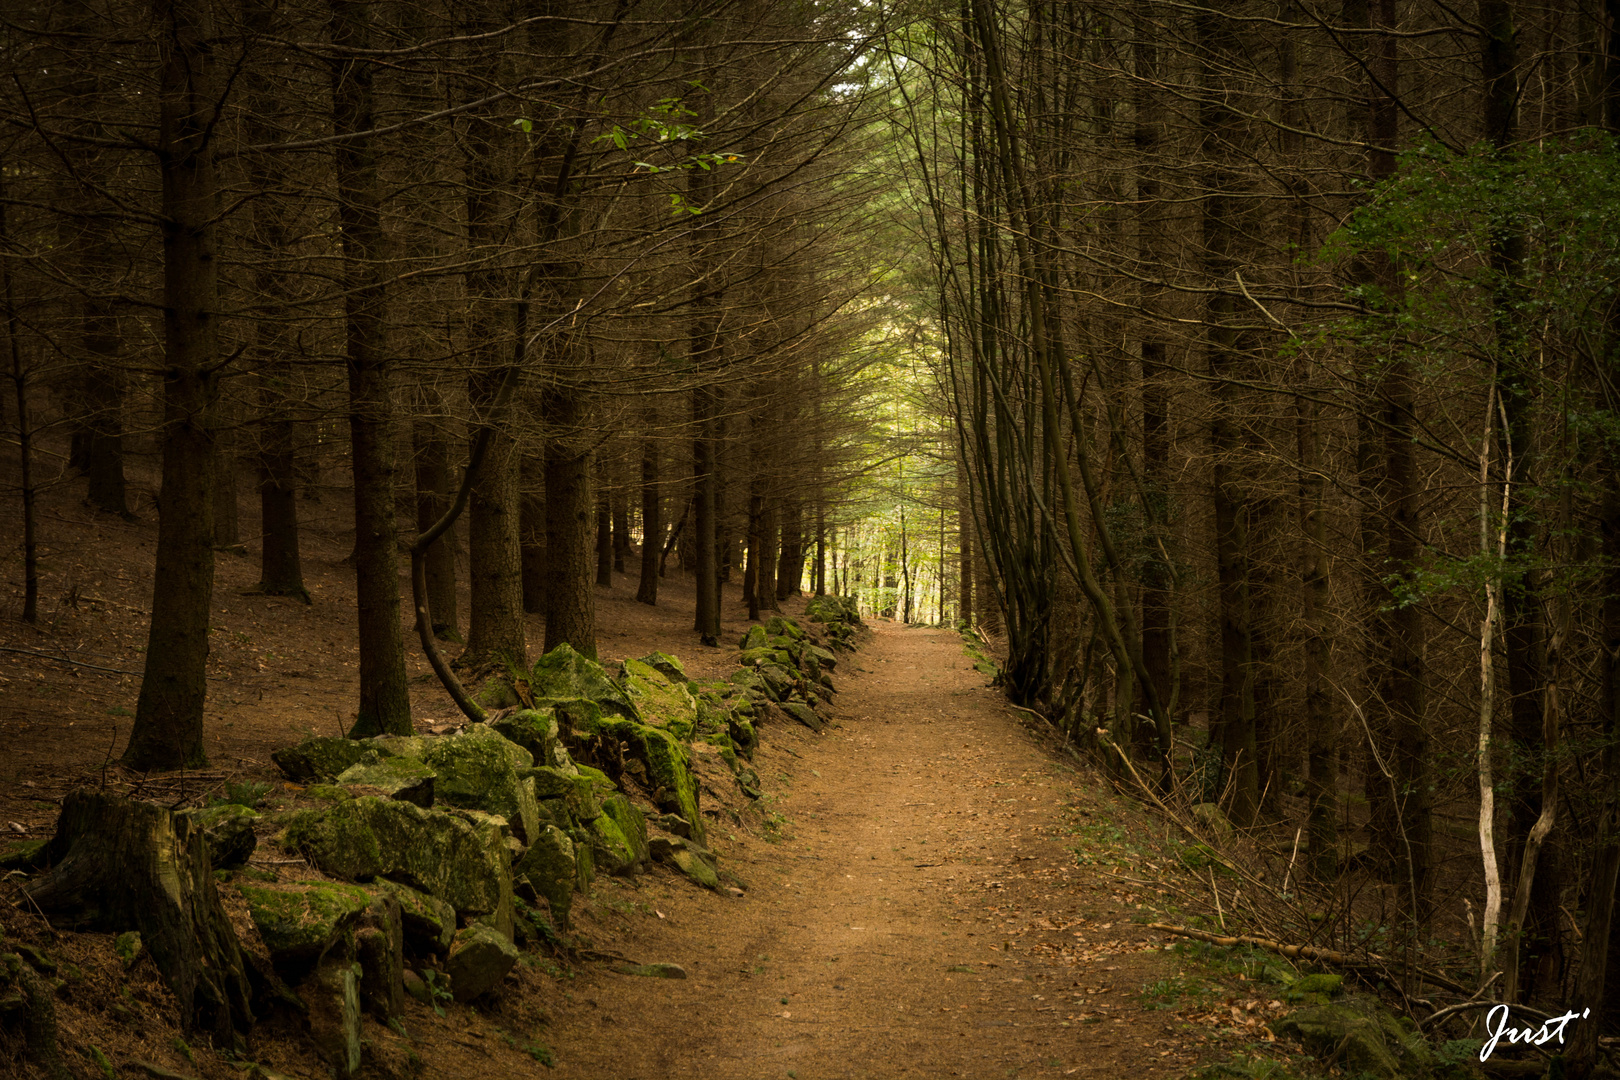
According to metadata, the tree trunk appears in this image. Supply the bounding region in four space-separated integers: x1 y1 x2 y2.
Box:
82 364 129 517
693 386 720 644
543 390 596 658
0 190 38 625
213 434 239 548
759 497 780 613
1198 3 1259 826
612 480 630 575
1568 490 1620 1076
745 483 763 621
415 412 460 636
776 498 803 601
462 373 526 669
23 790 253 1047
329 0 411 738
1299 393 1336 877
636 435 660 605
595 469 614 588
127 0 223 770
521 451 546 616
257 374 307 601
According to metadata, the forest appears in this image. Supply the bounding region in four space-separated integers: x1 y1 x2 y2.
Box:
3 0 1620 1074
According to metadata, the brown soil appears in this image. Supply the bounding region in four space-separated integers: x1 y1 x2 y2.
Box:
0 463 1293 1079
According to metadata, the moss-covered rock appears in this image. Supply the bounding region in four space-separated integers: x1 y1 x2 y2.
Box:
739 625 769 651
238 880 373 966
334 757 435 807
778 701 824 733
524 765 579 800
304 955 362 1077
419 724 539 845
587 805 642 876
595 720 703 844
754 662 797 701
272 737 377 783
491 710 573 771
622 658 699 740
765 615 806 641
600 794 649 867
0 837 49 873
739 646 794 669
515 825 576 928
179 803 259 870
446 925 518 1002
1270 997 1435 1079
279 797 511 930
527 642 639 721
1283 973 1345 1006
367 734 431 760
371 880 455 955
568 765 613 822
634 651 688 683
1190 802 1236 843
649 835 721 891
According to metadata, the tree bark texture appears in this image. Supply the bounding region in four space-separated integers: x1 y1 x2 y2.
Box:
128 0 223 771
543 390 596 658
23 791 253 1047
415 412 460 636
330 0 411 738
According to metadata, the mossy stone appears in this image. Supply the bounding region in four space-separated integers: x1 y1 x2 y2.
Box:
238 879 373 966
600 794 649 866
523 765 579 800
764 615 806 640
528 642 639 721
0 837 50 872
446 924 518 1002
739 625 769 650
114 931 142 967
1284 973 1345 1006
1189 802 1236 843
335 757 435 807
622 658 699 740
179 803 260 871
372 880 455 955
515 825 576 928
778 701 824 732
419 724 539 845
279 797 511 928
272 737 377 783
634 652 688 682
591 719 703 844
367 734 431 760
491 710 571 770
587 808 639 875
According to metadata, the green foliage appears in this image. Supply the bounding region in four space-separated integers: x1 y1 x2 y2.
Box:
422 969 452 1017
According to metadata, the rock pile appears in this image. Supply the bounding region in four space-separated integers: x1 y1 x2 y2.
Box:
220 610 863 1073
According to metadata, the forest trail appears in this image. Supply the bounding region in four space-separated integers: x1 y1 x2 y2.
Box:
540 621 1213 1080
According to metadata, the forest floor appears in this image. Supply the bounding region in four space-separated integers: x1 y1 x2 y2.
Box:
0 461 1314 1079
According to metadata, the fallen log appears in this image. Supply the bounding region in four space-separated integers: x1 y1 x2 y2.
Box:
20 790 253 1047
1146 922 1470 994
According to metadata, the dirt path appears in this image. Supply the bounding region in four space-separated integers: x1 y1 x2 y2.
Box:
540 621 1214 1080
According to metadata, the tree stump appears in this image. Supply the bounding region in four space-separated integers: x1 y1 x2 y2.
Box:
21 790 253 1047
